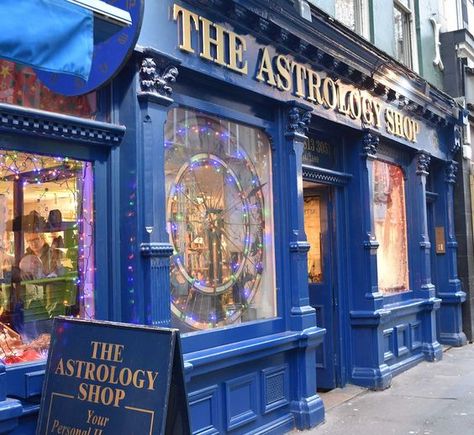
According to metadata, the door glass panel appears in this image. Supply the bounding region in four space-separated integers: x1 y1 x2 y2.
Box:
304 196 323 283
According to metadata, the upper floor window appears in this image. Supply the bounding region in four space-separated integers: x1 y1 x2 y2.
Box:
334 0 369 38
393 0 414 68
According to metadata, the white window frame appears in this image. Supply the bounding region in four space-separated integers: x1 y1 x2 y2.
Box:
334 0 371 39
393 0 419 72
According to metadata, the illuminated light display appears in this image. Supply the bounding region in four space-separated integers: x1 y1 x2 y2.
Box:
165 108 276 330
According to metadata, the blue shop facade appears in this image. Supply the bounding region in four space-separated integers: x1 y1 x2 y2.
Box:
0 0 467 434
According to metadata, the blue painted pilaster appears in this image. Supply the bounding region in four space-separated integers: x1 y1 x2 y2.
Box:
284 101 324 430
414 152 435 298
358 130 383 311
137 48 179 327
350 129 391 390
437 159 467 346
413 152 442 361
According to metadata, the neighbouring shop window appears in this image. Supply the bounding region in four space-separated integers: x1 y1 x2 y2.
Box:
0 150 94 364
373 160 409 294
165 108 276 331
0 60 96 119
304 196 323 283
393 0 414 68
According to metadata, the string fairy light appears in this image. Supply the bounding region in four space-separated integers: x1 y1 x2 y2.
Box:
165 110 269 331
0 150 96 365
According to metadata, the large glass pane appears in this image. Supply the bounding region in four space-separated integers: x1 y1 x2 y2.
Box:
165 108 276 331
373 160 409 294
0 150 94 364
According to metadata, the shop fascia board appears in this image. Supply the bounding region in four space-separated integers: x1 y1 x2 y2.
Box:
209 0 460 123
67 0 132 43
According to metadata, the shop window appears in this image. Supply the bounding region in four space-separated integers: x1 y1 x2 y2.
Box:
393 0 414 68
165 108 276 331
0 150 95 364
373 160 409 294
334 0 369 38
0 60 96 119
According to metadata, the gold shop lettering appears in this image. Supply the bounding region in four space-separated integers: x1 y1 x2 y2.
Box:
173 3 248 74
172 4 420 143
54 341 159 408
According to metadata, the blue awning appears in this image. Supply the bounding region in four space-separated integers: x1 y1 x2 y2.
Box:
0 0 93 81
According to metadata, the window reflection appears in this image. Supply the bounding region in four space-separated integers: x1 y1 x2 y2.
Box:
373 160 409 294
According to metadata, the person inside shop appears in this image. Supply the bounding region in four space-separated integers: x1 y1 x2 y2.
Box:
19 231 68 320
20 232 65 280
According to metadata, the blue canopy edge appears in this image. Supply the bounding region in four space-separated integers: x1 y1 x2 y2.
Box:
0 0 93 81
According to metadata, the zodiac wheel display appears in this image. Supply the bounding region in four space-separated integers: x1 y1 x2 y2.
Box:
166 119 268 330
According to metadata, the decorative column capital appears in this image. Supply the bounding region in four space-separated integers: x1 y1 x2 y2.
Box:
361 128 379 157
416 152 431 175
446 160 458 184
140 57 178 98
137 48 180 106
285 101 312 138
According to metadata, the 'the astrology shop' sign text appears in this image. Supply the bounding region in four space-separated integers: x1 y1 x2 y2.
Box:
172 4 420 144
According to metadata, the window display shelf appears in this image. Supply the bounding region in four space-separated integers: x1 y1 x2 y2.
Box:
7 221 77 233
19 272 78 286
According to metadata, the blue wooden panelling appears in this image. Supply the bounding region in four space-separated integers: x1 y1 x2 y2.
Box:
188 385 221 435
410 321 422 350
225 373 259 431
383 328 395 362
314 305 326 369
395 324 410 357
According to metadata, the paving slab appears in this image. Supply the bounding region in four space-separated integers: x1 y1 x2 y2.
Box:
291 344 474 435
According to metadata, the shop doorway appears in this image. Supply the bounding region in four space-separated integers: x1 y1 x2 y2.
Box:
426 196 441 337
303 182 338 390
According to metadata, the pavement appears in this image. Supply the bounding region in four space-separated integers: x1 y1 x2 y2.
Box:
292 343 474 435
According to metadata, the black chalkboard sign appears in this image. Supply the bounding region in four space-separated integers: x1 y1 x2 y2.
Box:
36 317 191 435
